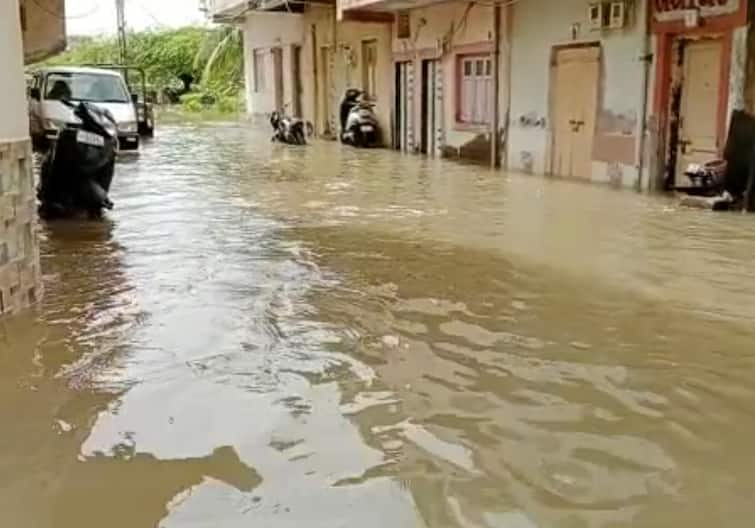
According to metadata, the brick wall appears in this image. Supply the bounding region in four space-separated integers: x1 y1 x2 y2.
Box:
0 138 41 315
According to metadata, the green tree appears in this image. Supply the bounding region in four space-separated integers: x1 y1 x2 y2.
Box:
39 26 245 113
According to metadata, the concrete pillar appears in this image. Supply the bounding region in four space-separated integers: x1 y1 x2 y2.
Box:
0 0 42 315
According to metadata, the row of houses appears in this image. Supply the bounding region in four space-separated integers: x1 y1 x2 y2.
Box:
205 0 755 192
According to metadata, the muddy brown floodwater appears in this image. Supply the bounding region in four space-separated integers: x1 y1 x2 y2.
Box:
3 120 755 527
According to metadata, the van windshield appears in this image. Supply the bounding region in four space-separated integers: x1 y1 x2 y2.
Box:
45 72 130 103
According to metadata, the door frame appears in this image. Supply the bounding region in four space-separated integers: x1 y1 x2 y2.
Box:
421 59 431 154
420 58 441 156
394 60 413 151
548 41 601 178
659 33 729 189
272 47 284 111
394 61 403 150
320 46 332 135
291 44 303 117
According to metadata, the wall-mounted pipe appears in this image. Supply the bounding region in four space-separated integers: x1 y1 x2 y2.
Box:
491 1 501 168
636 0 651 191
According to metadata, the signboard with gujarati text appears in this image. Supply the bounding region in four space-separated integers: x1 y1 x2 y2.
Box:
652 0 740 23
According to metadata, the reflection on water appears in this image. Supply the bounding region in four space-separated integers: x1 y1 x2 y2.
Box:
2 120 755 527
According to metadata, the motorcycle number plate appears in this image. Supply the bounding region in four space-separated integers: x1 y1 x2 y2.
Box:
76 130 105 148
360 125 374 133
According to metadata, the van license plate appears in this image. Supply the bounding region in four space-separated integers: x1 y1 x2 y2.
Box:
76 130 104 147
360 125 374 133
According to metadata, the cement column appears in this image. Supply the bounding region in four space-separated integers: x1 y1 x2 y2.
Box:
0 0 42 315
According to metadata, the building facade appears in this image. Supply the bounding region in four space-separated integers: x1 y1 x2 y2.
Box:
649 0 749 190
507 0 651 188
212 0 394 143
0 0 63 316
388 1 505 161
211 0 754 192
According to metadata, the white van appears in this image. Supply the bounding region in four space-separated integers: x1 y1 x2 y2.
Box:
28 66 140 151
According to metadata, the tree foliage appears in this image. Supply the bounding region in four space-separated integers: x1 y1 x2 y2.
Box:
42 26 243 106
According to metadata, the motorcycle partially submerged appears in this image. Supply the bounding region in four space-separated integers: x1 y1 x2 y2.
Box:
38 99 118 219
340 89 380 148
270 110 308 146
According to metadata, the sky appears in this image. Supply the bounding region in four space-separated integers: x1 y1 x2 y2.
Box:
65 0 207 36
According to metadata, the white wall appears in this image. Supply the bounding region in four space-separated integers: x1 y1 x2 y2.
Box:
242 11 305 115
0 0 30 141
507 0 646 187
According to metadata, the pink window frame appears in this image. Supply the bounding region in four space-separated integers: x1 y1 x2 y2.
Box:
454 42 494 128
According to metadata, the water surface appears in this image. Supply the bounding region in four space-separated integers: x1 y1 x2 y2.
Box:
2 121 755 527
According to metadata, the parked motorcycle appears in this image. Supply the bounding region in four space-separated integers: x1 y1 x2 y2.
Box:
340 89 380 148
270 110 307 145
38 99 117 219
682 159 727 195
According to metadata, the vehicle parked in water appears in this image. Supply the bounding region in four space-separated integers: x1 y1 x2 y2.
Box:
270 110 308 145
340 89 380 148
84 64 155 138
28 66 140 151
38 99 118 219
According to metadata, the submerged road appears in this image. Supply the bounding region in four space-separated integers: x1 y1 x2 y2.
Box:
2 120 755 527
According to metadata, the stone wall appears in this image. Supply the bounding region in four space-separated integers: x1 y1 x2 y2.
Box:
0 138 41 315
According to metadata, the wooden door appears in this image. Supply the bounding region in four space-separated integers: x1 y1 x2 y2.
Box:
291 45 303 117
675 39 723 186
272 47 284 111
552 46 600 179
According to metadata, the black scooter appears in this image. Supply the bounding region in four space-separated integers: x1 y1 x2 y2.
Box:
38 100 118 219
340 89 380 148
270 110 308 145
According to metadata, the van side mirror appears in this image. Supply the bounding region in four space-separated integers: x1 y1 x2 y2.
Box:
29 87 41 100
131 93 139 104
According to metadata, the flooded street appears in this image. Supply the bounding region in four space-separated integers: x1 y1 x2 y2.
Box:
3 120 755 527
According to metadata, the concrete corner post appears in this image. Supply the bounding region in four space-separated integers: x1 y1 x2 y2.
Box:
491 1 502 169
0 0 42 316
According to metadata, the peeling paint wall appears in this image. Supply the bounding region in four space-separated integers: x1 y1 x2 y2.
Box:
507 0 647 187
